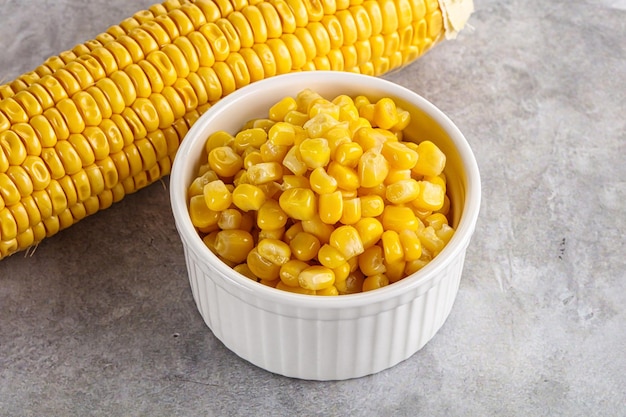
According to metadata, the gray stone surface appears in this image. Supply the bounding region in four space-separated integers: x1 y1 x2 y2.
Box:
1 0 625 416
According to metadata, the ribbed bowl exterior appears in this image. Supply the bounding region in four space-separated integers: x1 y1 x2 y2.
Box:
181 231 467 380
170 72 481 381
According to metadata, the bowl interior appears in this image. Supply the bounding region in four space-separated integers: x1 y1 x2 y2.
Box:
170 71 480 308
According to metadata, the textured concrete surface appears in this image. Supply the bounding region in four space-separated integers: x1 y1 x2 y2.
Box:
1 0 625 416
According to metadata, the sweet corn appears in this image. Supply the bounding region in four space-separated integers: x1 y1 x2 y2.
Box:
279 187 317 220
289 231 321 261
0 0 460 257
214 229 254 263
318 190 343 224
412 140 446 177
203 179 232 211
362 273 389 292
329 225 364 259
257 237 292 265
279 259 309 287
298 265 335 291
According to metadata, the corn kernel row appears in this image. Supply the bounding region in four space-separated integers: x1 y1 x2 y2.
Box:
0 0 448 258
188 89 455 295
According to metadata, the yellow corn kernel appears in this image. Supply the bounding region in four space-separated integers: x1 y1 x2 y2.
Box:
332 261 351 283
11 123 41 156
270 96 300 123
301 214 335 243
382 205 419 232
309 167 338 194
335 269 364 295
208 146 243 178
57 175 78 208
385 259 406 283
260 140 289 162
417 225 446 255
283 221 303 244
381 140 418 170
303 112 340 138
317 243 347 269
323 125 350 154
258 226 285 241
68 133 96 167
6 166 33 198
384 168 411 185
54 140 83 175
393 108 411 132
398 229 422 261
436 223 455 245
21 196 41 226
232 183 266 211
283 110 309 127
280 259 309 287
213 229 255 263
217 208 243 230
234 127 267 153
354 217 383 249
85 164 105 196
340 197 361 225
298 138 331 169
0 207 18 241
359 194 384 217
385 178 420 204
279 187 317 221
257 238 292 265
358 245 386 276
329 224 364 259
30 190 52 220
203 179 232 211
188 170 219 197
308 100 340 120
0 130 27 166
282 145 307 176
424 212 449 230
188 194 219 229
381 230 403 264
412 140 446 177
247 247 281 280
281 174 310 190
243 150 263 169
333 142 363 167
247 161 283 184
362 273 389 292
327 161 359 191
205 130 235 152
289 231 321 261
372 97 399 129
316 286 339 296
412 180 445 211
257 199 288 230
404 259 428 276
358 149 389 188
267 122 296 146
234 263 258 281
298 265 335 291
318 190 343 224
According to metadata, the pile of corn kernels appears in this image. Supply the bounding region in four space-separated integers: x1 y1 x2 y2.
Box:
187 88 454 295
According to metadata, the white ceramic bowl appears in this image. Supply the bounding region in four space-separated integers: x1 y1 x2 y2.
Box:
170 71 481 381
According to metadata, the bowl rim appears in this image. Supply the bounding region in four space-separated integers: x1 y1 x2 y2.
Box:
170 71 481 310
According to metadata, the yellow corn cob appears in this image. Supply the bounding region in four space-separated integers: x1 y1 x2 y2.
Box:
0 0 473 259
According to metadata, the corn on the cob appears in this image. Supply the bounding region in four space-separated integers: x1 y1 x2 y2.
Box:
0 0 473 259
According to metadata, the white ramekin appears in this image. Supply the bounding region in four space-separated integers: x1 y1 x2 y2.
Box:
170 71 481 381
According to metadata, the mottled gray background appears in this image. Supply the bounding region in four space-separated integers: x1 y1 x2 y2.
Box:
1 0 625 416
